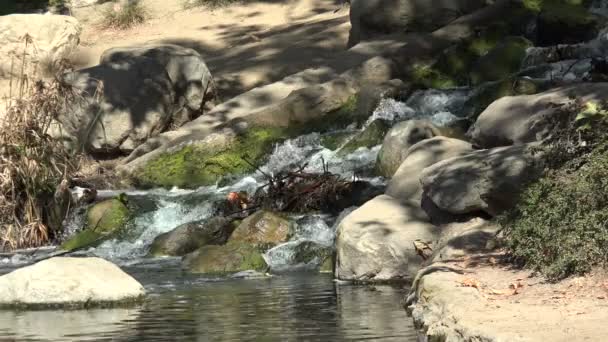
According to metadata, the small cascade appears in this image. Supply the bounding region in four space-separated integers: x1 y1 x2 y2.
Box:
366 88 470 128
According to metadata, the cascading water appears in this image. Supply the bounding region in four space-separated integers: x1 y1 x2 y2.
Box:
1 87 471 272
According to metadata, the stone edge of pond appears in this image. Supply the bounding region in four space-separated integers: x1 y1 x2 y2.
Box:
0 295 146 311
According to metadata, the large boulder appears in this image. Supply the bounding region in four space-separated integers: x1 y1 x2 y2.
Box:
335 195 439 282
469 83 608 148
0 257 144 308
376 120 441 177
536 1 600 46
420 144 543 216
100 44 215 126
0 14 81 78
56 58 176 154
347 0 486 47
148 217 237 257
386 137 473 203
61 197 130 251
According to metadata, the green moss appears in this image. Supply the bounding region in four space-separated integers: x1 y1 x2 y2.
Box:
60 198 130 251
410 63 458 90
299 95 361 133
135 127 287 189
471 36 532 85
337 119 390 156
183 241 269 274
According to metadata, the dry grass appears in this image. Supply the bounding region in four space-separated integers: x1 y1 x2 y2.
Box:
102 1 148 29
0 35 81 250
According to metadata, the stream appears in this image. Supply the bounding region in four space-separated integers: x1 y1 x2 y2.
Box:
0 88 470 341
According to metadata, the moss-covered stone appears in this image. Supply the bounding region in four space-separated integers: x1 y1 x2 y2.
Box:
231 211 293 245
299 95 361 133
182 241 268 274
134 127 287 189
320 131 356 151
337 119 390 156
61 197 130 251
148 217 238 257
471 36 532 85
536 0 600 46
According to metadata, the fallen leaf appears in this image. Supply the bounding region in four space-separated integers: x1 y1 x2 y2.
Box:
459 277 482 290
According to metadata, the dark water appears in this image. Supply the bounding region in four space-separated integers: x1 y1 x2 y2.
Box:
0 260 417 341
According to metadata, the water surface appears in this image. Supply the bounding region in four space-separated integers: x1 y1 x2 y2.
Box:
0 261 417 341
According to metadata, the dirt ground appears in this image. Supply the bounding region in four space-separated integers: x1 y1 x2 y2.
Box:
72 0 350 99
421 252 608 341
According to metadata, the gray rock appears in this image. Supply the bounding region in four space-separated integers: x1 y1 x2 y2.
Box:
0 257 144 308
430 217 500 263
56 57 175 154
148 217 236 257
376 120 441 177
0 14 81 78
100 44 214 126
386 137 472 203
469 83 608 148
347 0 486 47
420 144 543 216
335 195 439 282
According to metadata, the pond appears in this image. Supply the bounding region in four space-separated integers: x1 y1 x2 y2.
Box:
0 260 417 341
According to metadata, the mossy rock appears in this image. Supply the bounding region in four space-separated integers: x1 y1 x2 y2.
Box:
182 241 269 274
148 217 238 257
231 211 293 245
536 0 600 46
61 197 130 251
336 119 390 156
320 131 356 151
470 36 533 85
133 127 287 189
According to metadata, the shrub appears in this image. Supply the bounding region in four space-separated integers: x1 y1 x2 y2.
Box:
183 0 241 9
0 36 80 250
500 99 608 280
102 1 147 29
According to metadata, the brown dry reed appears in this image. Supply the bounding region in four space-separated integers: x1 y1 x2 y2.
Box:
0 35 80 250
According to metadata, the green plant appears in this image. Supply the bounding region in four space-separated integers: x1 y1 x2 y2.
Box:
500 99 608 280
102 1 147 29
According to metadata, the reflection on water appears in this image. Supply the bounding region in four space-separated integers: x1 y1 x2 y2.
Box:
0 263 416 342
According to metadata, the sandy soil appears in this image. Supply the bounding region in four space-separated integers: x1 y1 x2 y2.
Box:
70 0 351 99
415 252 608 341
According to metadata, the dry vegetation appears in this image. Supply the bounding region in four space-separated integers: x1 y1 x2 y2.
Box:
102 0 148 29
0 36 81 250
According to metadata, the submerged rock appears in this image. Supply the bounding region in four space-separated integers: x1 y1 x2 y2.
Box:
0 257 144 308
61 197 130 251
386 137 473 203
148 217 238 257
335 195 439 282
376 120 441 177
